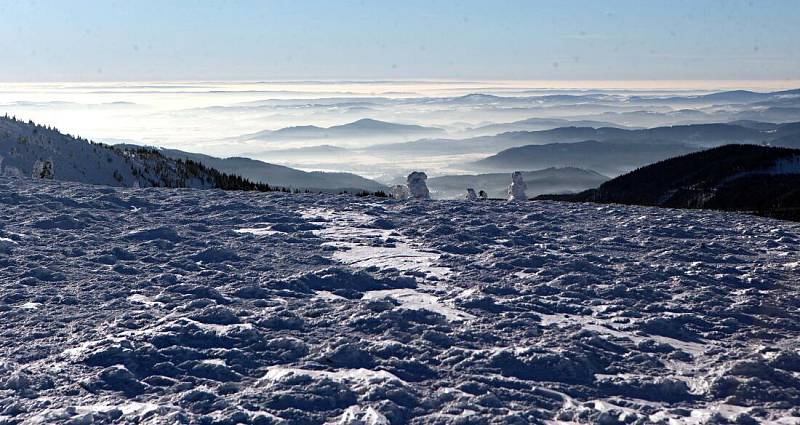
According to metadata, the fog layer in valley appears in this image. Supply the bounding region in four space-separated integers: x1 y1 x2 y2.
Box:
3 80 800 197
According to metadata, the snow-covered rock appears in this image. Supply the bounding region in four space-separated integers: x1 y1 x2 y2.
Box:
406 171 430 199
507 171 528 201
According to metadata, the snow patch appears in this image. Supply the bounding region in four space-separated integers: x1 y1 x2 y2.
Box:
362 288 475 322
234 225 283 236
302 207 451 279
262 366 405 385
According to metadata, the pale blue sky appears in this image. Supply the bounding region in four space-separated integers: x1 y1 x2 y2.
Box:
1 0 798 81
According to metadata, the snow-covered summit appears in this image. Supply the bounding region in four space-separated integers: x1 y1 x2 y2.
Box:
1 176 798 423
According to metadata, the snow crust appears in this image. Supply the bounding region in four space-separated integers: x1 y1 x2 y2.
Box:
1 177 799 423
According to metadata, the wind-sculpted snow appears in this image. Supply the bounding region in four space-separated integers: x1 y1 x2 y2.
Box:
0 177 799 424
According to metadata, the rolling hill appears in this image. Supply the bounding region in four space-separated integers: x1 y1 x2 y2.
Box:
470 140 697 176
129 146 388 193
364 121 793 159
537 144 800 221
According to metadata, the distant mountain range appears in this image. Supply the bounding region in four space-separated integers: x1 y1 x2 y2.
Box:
247 144 350 159
0 116 384 194
426 167 609 199
415 88 798 108
729 107 800 124
353 121 800 176
537 144 800 221
401 88 800 110
0 116 269 191
240 118 445 141
418 89 800 129
465 117 634 136
120 146 387 193
368 121 799 158
629 88 800 105
726 120 784 131
471 140 698 176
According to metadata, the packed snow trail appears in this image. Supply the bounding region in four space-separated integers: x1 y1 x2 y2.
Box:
0 177 799 424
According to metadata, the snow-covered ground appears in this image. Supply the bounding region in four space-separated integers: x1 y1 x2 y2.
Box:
0 176 799 424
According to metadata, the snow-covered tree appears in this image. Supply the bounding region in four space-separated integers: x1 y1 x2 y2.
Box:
507 171 527 202
407 171 430 199
32 159 54 180
391 185 410 200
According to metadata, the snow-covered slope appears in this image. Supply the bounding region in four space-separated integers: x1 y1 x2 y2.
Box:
1 177 799 423
0 116 274 191
0 116 211 188
539 144 800 221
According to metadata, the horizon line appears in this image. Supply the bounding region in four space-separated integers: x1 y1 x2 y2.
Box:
1 79 799 94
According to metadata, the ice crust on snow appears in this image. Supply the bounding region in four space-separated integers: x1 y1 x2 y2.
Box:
0 177 799 423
